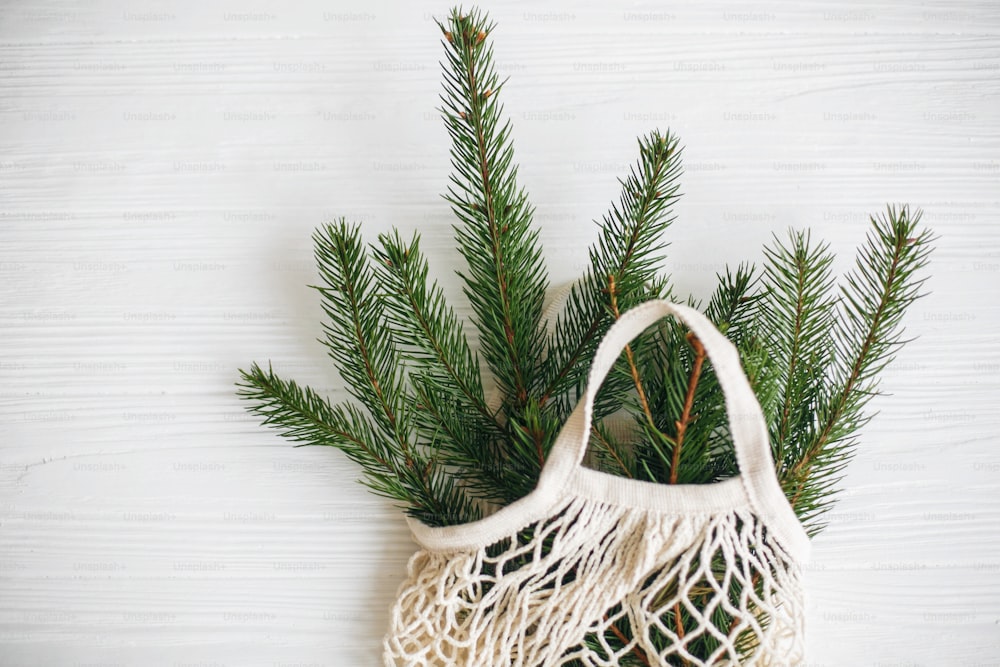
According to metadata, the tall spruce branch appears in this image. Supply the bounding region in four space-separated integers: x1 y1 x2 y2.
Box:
542 130 682 419
760 230 837 469
310 222 481 524
783 206 933 531
437 8 548 410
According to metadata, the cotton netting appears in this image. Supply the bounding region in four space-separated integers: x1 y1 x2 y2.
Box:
384 493 803 666
383 301 810 666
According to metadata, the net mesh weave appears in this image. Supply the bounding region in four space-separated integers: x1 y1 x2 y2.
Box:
385 493 803 666
383 301 808 666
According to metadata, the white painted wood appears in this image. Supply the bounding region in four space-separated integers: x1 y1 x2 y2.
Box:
2 0 998 664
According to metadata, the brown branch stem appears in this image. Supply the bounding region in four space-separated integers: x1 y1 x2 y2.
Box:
608 274 657 430
603 613 651 667
671 333 706 484
590 425 633 478
459 19 529 408
673 601 689 665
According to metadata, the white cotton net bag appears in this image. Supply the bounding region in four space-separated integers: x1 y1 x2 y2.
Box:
384 300 811 666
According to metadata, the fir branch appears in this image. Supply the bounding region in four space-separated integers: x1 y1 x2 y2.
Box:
371 230 514 501
702 265 771 479
760 230 837 469
372 230 492 428
637 316 728 486
704 263 761 346
542 130 682 418
235 363 477 525
608 273 656 431
237 362 394 471
590 422 633 478
309 220 479 525
437 8 548 410
784 205 934 530
312 220 412 452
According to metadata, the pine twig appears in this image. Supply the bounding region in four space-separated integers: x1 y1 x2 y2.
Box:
438 8 548 411
608 273 656 430
671 333 706 485
783 205 934 528
603 613 652 666
541 130 682 414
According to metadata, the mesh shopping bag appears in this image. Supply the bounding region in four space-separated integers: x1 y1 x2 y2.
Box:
384 300 811 666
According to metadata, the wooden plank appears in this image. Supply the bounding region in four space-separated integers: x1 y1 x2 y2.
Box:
2 1 999 664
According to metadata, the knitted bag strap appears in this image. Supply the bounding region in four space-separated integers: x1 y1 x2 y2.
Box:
538 300 811 560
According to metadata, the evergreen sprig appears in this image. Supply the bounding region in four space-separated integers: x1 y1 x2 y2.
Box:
761 229 838 483
437 8 548 412
371 230 508 504
237 220 480 526
782 206 935 532
541 130 683 420
237 7 934 662
236 3 935 536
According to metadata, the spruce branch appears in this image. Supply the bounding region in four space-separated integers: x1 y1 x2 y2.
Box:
700 265 773 479
590 421 634 478
371 230 514 504
312 220 412 452
608 273 657 432
372 230 490 424
671 332 707 485
783 205 934 531
542 131 683 417
502 396 563 499
760 230 837 470
311 221 482 524
437 8 548 410
237 362 394 471
704 263 762 346
236 363 477 525
238 219 481 526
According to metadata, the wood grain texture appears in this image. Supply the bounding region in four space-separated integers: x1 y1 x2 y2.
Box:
2 0 999 664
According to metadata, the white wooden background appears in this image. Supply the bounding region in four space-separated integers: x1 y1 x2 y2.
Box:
2 0 999 664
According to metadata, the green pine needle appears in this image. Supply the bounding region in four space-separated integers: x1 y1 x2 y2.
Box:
236 9 935 662
437 7 549 412
236 7 933 536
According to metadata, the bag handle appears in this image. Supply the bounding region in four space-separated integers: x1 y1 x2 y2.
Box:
537 300 809 556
